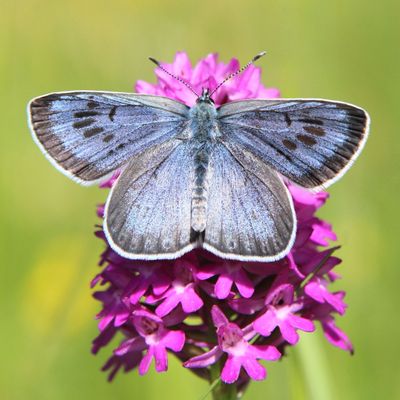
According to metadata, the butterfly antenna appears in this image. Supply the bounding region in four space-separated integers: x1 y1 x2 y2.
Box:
148 57 199 97
209 51 267 97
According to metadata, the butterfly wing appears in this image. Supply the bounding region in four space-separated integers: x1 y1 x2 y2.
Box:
104 142 196 259
203 143 296 262
217 99 369 190
28 91 189 185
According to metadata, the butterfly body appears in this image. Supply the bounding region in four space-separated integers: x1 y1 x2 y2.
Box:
28 89 369 262
188 92 219 233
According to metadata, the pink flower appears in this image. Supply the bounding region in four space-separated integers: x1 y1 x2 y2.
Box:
101 351 142 382
321 316 353 353
253 283 315 345
91 52 353 396
147 259 203 317
93 268 133 330
196 260 254 299
305 277 346 314
184 306 280 383
124 262 171 305
114 309 185 374
303 291 353 353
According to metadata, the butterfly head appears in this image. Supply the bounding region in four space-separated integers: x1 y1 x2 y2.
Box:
197 88 215 105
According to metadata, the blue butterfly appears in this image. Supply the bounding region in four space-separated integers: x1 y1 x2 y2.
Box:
28 53 370 262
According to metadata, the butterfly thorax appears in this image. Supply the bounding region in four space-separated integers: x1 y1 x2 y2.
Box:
189 100 219 142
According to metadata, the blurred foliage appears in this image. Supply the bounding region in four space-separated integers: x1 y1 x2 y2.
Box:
1 0 399 399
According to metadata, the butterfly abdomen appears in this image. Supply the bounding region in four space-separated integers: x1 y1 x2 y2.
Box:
191 146 210 232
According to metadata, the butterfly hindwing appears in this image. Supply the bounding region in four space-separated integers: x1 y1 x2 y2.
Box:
104 142 196 259
203 143 296 262
218 99 369 189
29 91 189 184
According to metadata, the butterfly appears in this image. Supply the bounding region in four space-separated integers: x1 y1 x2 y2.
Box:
28 53 369 262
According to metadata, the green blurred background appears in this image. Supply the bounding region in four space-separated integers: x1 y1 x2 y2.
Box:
1 1 399 399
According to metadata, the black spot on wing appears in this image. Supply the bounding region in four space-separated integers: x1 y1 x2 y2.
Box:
284 113 292 126
297 134 317 146
87 101 99 109
74 111 99 118
103 134 114 143
109 106 117 122
73 118 95 129
84 127 104 138
304 126 326 136
282 139 297 150
298 118 324 125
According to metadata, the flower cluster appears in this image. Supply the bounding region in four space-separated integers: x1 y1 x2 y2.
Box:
92 53 352 389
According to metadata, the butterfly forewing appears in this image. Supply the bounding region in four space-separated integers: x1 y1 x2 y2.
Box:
104 142 196 259
29 91 189 184
203 143 295 261
218 99 369 189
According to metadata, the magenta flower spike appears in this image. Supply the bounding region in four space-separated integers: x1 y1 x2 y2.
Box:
91 52 354 398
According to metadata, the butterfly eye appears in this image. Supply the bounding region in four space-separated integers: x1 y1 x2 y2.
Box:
197 88 215 104
207 96 215 105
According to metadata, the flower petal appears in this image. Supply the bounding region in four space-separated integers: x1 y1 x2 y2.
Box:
253 310 277 336
114 310 130 326
322 318 353 353
135 80 157 94
98 314 114 331
153 345 168 372
221 355 242 384
139 347 154 375
242 357 266 381
115 337 145 355
235 269 255 298
181 287 203 313
289 315 315 332
184 346 223 369
172 51 192 77
215 274 233 299
162 330 185 352
211 305 229 327
259 87 280 98
279 319 300 345
155 292 181 317
250 345 281 361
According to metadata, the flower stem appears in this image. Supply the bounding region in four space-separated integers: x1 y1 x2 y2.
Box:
209 362 237 400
